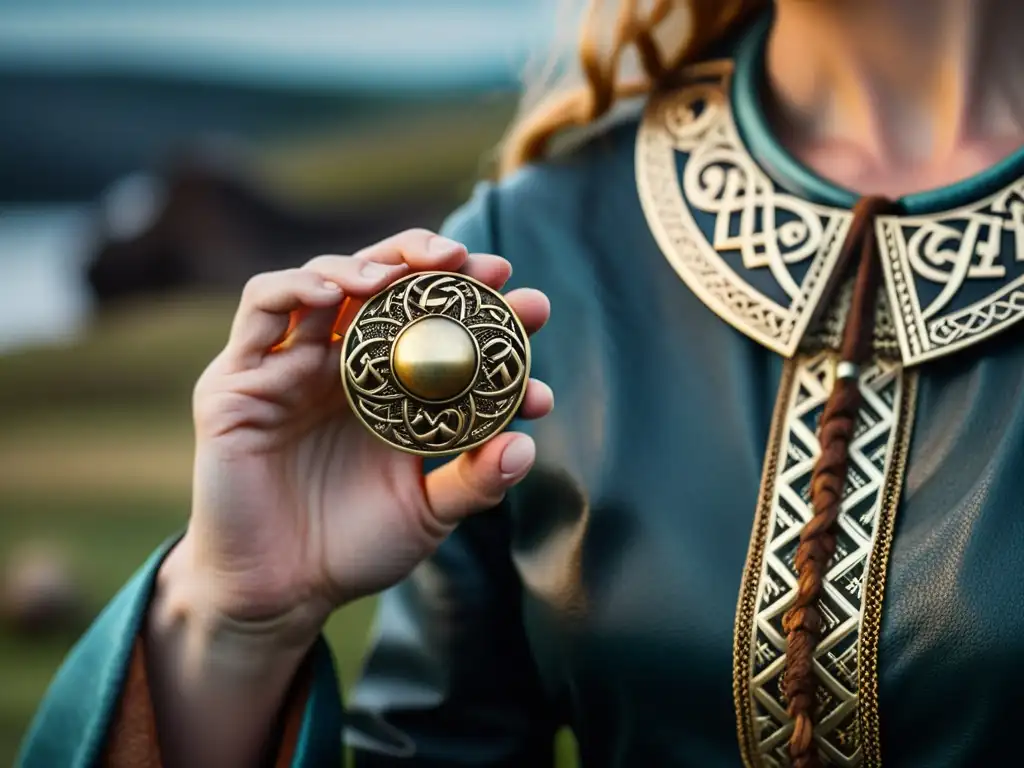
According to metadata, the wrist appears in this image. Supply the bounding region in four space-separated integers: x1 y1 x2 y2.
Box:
149 536 325 680
144 535 322 768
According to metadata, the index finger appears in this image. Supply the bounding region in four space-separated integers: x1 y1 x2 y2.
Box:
351 228 469 272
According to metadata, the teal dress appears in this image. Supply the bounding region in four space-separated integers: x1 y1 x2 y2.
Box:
20 15 1024 767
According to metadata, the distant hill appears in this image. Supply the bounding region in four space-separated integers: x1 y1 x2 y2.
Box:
0 1 553 201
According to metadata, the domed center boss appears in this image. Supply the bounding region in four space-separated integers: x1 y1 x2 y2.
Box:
341 271 531 456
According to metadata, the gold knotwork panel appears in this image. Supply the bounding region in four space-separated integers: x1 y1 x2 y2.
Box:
733 353 918 768
876 184 1024 363
637 59 1024 366
636 61 853 358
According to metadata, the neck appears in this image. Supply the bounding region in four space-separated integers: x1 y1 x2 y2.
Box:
765 0 1024 194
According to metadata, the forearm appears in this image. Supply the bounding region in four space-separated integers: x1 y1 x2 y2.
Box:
144 540 316 768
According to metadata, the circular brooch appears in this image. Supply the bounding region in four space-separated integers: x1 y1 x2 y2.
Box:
341 271 531 456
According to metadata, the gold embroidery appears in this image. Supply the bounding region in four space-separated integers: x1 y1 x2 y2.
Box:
635 62 853 358
857 370 918 767
734 358 796 768
733 353 912 767
637 54 1016 767
876 190 1024 363
803 280 899 357
638 61 1024 365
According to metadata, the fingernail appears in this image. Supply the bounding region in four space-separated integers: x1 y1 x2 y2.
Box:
322 280 341 292
499 436 535 478
360 261 388 279
428 236 463 257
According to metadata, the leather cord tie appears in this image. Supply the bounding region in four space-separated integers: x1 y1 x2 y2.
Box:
782 196 901 768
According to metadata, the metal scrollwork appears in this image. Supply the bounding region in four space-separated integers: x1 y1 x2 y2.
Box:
733 353 917 768
636 61 854 359
341 271 531 456
639 57 1024 366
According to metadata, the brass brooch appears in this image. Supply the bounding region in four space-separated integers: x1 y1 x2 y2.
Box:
341 271 531 456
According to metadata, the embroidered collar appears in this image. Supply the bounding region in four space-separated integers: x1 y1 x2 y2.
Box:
636 17 1024 365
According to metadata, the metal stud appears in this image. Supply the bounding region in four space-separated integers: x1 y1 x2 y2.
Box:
836 361 861 381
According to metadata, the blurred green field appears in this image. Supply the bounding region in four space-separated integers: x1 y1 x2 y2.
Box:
0 296 578 766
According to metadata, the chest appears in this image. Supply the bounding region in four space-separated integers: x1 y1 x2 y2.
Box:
510 292 1024 762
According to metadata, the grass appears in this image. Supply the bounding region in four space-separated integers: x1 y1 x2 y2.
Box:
254 98 517 206
0 296 579 765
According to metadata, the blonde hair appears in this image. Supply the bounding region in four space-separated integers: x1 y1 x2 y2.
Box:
499 0 768 176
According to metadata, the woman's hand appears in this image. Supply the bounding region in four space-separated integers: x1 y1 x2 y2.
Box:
143 230 551 767
174 229 552 644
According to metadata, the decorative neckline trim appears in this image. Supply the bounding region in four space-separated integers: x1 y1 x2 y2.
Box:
636 61 1024 365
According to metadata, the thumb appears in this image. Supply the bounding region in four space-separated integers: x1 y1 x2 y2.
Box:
423 433 536 525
